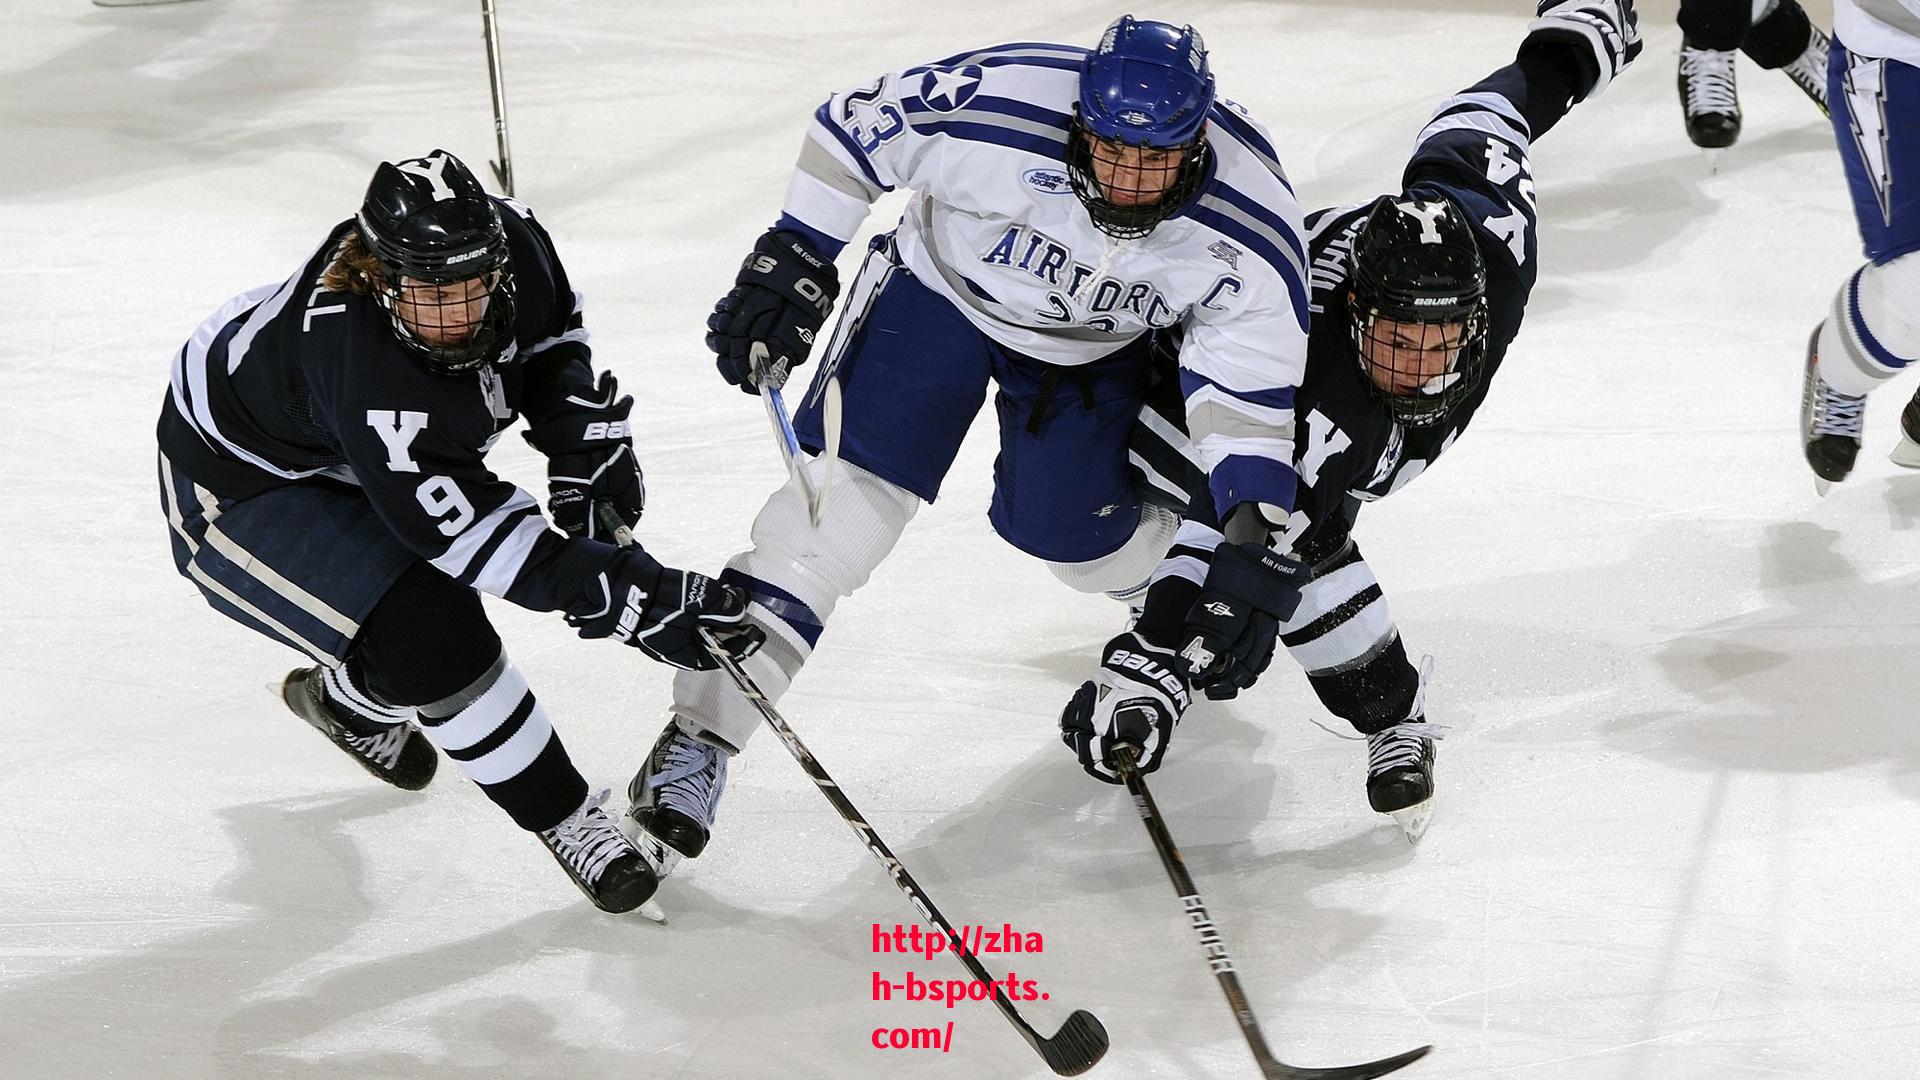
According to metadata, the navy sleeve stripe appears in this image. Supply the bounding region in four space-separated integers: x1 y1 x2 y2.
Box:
1203 181 1306 269
1208 454 1298 516
1178 367 1297 411
811 99 891 193
905 118 1067 161
1183 203 1310 331
902 92 1070 131
1206 106 1293 196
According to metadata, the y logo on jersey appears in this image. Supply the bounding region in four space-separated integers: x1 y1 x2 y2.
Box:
919 65 983 113
396 152 457 202
366 409 429 472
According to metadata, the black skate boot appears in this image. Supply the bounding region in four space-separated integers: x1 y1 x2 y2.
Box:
1366 717 1437 843
1800 325 1865 494
1778 26 1830 116
281 667 437 791
538 790 659 914
621 718 729 879
1679 40 1741 149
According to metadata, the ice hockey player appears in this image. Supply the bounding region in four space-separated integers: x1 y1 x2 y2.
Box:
1676 0 1832 150
623 17 1313 876
1057 0 1643 842
155 150 761 913
1801 0 1920 489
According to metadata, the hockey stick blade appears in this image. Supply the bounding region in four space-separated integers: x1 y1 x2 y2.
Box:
1031 1008 1109 1076
1255 1043 1430 1080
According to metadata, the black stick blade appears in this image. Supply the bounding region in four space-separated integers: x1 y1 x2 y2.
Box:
1036 1009 1109 1076
1266 1043 1432 1080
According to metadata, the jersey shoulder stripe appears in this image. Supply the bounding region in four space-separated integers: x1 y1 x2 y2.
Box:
927 41 1087 69
810 100 893 191
1207 104 1293 195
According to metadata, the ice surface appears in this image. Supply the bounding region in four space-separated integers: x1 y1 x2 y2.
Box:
5 1 1915 1078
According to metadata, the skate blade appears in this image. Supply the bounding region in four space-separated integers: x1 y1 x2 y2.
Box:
1890 436 1920 468
635 898 667 924
1814 476 1834 497
619 814 685 881
1704 148 1724 175
1388 800 1434 844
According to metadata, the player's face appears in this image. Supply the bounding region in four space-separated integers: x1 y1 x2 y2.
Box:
391 274 495 346
1357 314 1470 398
1082 132 1187 206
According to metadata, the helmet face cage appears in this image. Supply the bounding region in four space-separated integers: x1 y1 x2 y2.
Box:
355 150 519 376
1068 16 1216 240
1346 196 1491 427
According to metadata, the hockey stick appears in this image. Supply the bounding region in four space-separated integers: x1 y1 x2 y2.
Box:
1114 747 1431 1080
697 628 1109 1076
749 341 840 527
480 0 514 196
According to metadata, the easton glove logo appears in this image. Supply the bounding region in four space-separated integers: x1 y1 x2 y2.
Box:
1203 601 1234 617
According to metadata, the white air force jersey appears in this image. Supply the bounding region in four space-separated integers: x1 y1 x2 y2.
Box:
1837 0 1920 67
780 40 1312 515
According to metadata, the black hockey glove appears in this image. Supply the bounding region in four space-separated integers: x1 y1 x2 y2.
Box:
708 229 841 394
1524 0 1642 100
524 371 646 542
567 549 765 671
1175 542 1310 700
1060 632 1192 784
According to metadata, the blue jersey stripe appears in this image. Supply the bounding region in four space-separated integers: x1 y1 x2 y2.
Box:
907 118 1067 161
1179 367 1297 412
1205 181 1306 268
1207 454 1298 517
1182 206 1310 332
1206 106 1293 196
901 92 1070 131
811 100 891 194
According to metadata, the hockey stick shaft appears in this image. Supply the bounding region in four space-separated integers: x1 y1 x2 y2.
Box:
1115 749 1430 1080
480 0 514 196
697 630 1107 1075
749 341 838 527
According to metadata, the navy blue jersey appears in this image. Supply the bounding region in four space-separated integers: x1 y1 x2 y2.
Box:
157 198 619 614
1272 69 1543 563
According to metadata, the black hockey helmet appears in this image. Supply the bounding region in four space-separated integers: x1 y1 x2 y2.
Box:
1347 194 1489 427
355 149 517 374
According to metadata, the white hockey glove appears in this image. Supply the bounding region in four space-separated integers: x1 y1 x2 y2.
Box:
1059 632 1192 784
1525 0 1642 100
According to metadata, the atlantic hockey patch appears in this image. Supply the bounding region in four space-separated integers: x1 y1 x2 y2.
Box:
1023 168 1072 194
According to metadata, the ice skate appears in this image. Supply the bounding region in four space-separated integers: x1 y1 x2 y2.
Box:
1367 717 1437 843
539 789 662 915
1679 41 1741 159
1800 325 1865 494
1779 26 1830 116
280 667 437 791
621 717 730 880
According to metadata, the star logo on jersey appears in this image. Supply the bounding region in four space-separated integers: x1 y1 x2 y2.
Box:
919 65 983 113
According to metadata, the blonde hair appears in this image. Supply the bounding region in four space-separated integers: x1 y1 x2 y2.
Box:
321 230 383 295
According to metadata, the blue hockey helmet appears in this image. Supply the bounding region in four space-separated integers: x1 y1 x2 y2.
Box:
1067 17 1216 239
354 149 517 375
1076 16 1215 148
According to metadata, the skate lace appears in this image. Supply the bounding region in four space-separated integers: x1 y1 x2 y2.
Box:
650 733 728 829
343 724 412 771
541 788 631 885
1366 721 1443 776
1681 48 1738 115
1811 381 1867 438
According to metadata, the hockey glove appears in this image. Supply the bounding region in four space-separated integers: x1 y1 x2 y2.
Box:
708 229 841 393
1060 632 1192 784
1524 0 1642 100
1175 542 1310 699
524 371 646 541
567 550 765 671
